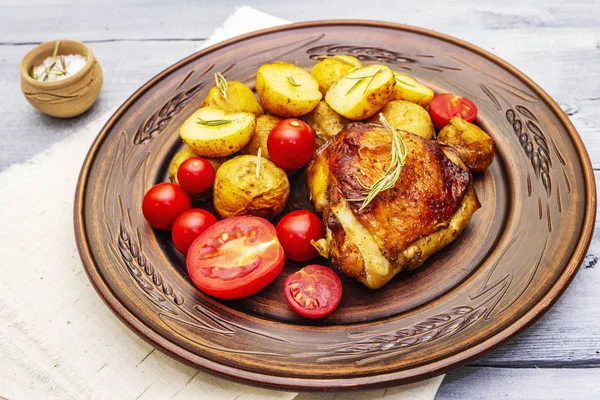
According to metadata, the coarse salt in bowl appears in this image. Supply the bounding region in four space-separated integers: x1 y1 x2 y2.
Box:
20 39 103 118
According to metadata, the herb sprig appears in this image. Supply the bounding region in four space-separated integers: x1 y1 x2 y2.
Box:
255 147 262 178
286 70 301 87
348 114 407 211
32 40 69 82
197 118 237 127
215 72 228 101
345 68 384 95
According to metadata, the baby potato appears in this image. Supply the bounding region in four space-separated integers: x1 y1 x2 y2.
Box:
241 114 282 159
368 100 435 140
393 73 435 107
256 62 322 117
201 80 264 117
303 101 349 145
180 107 255 158
310 55 362 95
437 117 495 172
325 64 395 120
213 155 290 219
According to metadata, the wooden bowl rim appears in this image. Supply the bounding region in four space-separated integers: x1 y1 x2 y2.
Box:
73 20 597 390
20 39 96 88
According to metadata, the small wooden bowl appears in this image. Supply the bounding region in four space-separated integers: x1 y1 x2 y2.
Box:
20 40 103 118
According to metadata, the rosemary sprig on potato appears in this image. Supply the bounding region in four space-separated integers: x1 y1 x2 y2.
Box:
214 72 228 101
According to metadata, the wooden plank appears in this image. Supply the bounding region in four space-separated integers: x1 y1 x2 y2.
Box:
436 367 600 399
1 0 599 42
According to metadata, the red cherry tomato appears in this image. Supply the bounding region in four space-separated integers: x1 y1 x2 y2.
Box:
142 182 191 231
428 93 478 129
187 216 285 299
276 210 324 262
177 157 215 195
267 118 316 169
172 209 218 254
284 265 342 318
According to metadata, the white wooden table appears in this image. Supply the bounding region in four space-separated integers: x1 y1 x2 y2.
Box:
1 1 599 398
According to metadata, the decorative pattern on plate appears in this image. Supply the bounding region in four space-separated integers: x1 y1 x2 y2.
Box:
132 64 220 145
306 44 461 72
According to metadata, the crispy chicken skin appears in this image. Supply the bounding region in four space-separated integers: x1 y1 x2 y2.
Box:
307 123 480 289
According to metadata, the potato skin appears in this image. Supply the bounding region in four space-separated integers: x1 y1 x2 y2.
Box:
256 62 322 117
325 64 395 120
302 101 349 145
310 56 362 95
241 114 281 159
201 81 264 117
393 73 435 107
213 155 290 219
368 100 435 140
437 117 495 172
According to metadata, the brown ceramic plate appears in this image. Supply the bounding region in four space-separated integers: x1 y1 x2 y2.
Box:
74 21 596 390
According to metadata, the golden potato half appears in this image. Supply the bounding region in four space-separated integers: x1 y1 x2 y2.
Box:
393 73 435 107
180 107 255 158
201 80 264 117
256 62 322 117
310 55 362 95
438 117 495 172
213 155 290 219
368 100 435 140
325 64 395 120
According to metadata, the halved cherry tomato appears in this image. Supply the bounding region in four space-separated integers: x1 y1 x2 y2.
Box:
276 210 324 262
187 216 285 299
177 157 215 195
267 118 316 170
428 93 478 129
284 265 342 318
172 209 218 254
142 182 191 231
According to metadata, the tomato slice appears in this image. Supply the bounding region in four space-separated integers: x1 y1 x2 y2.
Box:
186 216 284 299
428 93 478 129
284 265 342 318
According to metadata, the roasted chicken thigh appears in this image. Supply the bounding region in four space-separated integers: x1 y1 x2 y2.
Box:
307 122 480 289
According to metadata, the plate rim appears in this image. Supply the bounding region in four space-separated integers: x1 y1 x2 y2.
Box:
74 20 597 390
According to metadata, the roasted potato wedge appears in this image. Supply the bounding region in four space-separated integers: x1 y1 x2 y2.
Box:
241 114 282 159
180 107 255 158
201 80 264 117
393 73 435 107
367 100 435 140
303 101 349 145
213 155 290 219
256 62 322 117
325 64 395 120
310 55 362 95
437 117 494 172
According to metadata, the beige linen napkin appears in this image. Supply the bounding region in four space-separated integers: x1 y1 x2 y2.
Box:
0 7 443 399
